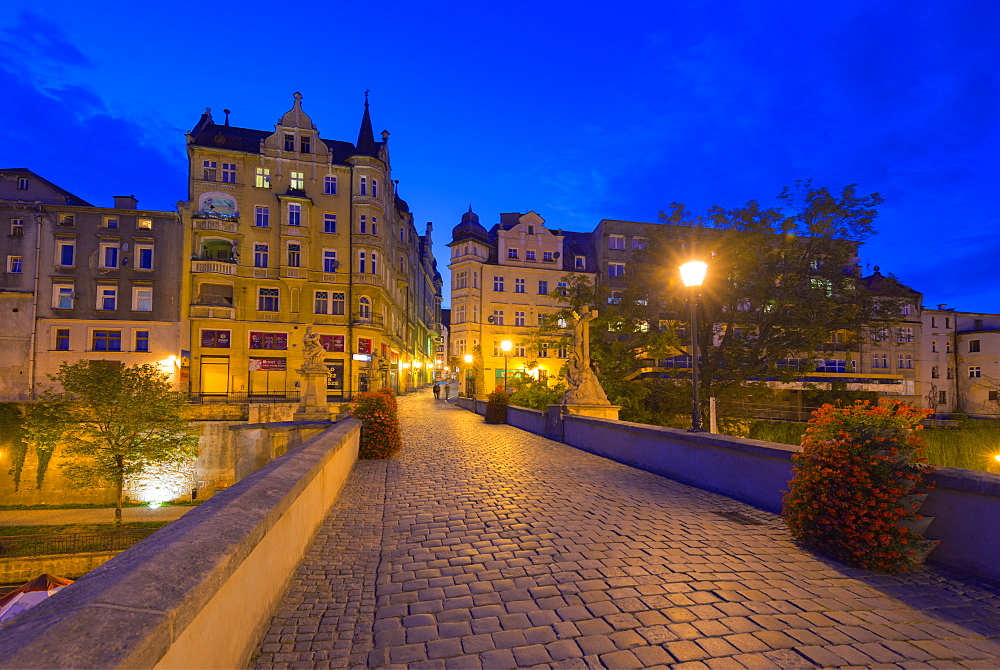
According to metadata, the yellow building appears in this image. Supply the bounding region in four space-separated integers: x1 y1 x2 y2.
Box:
182 94 441 400
448 210 594 394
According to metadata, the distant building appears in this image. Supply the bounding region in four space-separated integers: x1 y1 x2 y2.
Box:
448 209 595 393
0 169 183 399
181 94 441 400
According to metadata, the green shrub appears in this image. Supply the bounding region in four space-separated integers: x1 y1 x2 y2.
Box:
783 401 936 573
485 390 509 424
351 391 402 459
747 420 808 446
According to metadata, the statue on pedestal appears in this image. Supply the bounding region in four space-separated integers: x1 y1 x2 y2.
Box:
295 326 331 421
302 327 327 370
561 306 611 406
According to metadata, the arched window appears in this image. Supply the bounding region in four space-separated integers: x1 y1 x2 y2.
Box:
359 296 371 320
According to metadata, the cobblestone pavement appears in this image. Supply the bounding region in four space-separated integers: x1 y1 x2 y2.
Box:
254 391 1000 669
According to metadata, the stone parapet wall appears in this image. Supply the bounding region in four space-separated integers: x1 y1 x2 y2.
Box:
0 419 360 669
0 551 119 583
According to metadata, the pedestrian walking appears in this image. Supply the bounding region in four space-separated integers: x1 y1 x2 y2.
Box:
443 383 450 401
432 383 440 399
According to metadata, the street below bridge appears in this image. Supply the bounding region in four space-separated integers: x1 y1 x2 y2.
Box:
254 390 1000 669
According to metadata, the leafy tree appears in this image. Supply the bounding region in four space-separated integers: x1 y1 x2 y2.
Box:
24 361 199 525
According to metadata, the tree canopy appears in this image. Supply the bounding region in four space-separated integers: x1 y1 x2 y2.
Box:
24 361 199 523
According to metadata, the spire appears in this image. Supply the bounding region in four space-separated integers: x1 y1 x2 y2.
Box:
356 89 377 156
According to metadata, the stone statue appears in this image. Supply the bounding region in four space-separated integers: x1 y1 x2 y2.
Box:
302 327 326 370
562 306 610 405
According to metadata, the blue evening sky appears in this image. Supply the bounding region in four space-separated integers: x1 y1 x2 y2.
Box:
1 1 997 310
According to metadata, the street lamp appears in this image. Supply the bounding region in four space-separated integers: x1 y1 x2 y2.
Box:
463 353 473 396
500 340 512 393
680 260 708 432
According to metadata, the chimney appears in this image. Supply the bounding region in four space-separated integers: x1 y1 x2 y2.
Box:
937 304 947 310
114 195 138 210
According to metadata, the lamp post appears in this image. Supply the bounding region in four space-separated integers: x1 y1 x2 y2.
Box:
500 340 512 393
680 261 708 432
463 353 473 397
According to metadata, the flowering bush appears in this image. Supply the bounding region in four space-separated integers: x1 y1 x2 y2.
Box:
485 389 510 424
783 400 936 573
351 391 402 459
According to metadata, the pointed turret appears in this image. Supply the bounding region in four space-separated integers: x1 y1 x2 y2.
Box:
356 90 378 157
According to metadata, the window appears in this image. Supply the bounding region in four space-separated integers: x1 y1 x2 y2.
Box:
371 251 378 275
250 331 288 350
508 248 518 259
538 280 548 295
202 160 217 181
872 353 888 369
97 285 117 311
132 330 149 352
632 237 647 250
557 344 568 358
359 215 367 234
254 206 270 227
132 287 152 311
526 250 536 261
609 263 625 277
515 311 525 327
7 256 22 273
970 366 982 378
59 214 75 227
200 330 231 348
103 216 118 229
492 310 504 326
975 319 984 330
290 171 304 190
542 251 554 262
494 276 504 292
371 217 378 236
323 250 338 272
902 303 911 316
931 340 938 353
539 342 549 358
537 313 546 327
515 345 526 357
287 203 301 226
100 244 119 269
222 163 236 183
137 218 152 230
970 340 981 353
284 134 295 151
931 317 937 328
372 180 378 198
946 340 953 353
939 391 948 405
136 245 153 270
473 272 478 289
931 366 939 378
17 177 28 190
254 243 269 268
609 235 625 250
358 296 371 320
287 243 301 267
323 214 337 233
360 177 367 195
527 225 535 235
358 251 366 274
946 317 951 328
255 167 271 188
990 391 999 401
454 304 466 323
609 291 622 305
300 136 310 153
314 291 346 315
575 256 585 269
897 354 913 369
258 287 279 311
10 219 23 236
324 176 337 195
515 278 525 294
53 285 74 309
455 272 467 289
92 330 122 352
872 327 888 342
947 367 954 379
896 327 913 343
55 328 70 351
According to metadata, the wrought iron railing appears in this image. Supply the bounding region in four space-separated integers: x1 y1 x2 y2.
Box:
188 391 301 404
0 528 159 558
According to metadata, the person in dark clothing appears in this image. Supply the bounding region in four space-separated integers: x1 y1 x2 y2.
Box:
443 383 450 401
433 383 440 399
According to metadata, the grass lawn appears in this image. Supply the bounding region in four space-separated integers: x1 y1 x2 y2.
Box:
0 521 169 537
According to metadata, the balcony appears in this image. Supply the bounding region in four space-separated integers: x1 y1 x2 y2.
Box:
192 210 239 223
251 268 277 279
352 313 385 328
352 273 383 288
352 233 383 248
351 195 382 208
193 219 238 234
281 267 305 279
313 314 349 326
321 272 349 284
192 260 236 275
190 305 235 319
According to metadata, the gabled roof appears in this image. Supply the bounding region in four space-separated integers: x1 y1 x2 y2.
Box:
561 231 597 273
1 168 93 207
860 268 921 296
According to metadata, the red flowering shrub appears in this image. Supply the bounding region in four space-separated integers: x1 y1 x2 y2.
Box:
485 389 509 424
351 391 402 459
378 387 398 416
783 400 936 573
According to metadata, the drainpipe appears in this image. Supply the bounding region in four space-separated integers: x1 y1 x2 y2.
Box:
27 207 42 400
347 164 354 400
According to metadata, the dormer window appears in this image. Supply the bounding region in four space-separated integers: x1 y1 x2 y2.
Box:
59 214 75 227
527 225 534 235
300 136 311 153
284 134 295 151
526 250 536 261
507 248 518 259
575 256 585 269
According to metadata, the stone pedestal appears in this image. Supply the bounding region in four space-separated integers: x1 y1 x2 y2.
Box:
562 404 621 420
294 367 332 422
